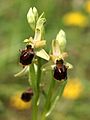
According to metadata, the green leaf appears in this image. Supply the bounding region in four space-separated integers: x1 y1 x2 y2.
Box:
46 80 67 116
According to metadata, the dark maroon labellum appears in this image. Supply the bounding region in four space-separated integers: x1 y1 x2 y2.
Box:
21 88 33 102
20 45 34 65
54 59 67 81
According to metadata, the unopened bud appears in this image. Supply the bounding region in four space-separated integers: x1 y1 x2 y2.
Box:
27 7 38 30
56 30 66 52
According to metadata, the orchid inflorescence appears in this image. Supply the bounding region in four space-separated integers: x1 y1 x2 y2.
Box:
15 7 73 120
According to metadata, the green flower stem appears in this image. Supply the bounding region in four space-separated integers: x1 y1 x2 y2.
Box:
45 78 55 112
41 72 55 120
32 58 42 120
37 57 42 91
29 64 37 120
41 79 67 119
41 112 47 120
29 64 36 90
32 95 38 120
29 58 42 120
29 66 32 87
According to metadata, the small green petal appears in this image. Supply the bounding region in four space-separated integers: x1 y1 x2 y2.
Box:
65 62 73 69
23 37 34 47
23 39 30 43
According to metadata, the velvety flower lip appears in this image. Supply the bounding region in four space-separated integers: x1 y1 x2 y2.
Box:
54 59 67 81
20 45 35 65
21 88 34 102
10 92 32 110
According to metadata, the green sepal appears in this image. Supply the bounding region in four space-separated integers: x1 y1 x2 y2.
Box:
36 49 50 61
14 66 29 77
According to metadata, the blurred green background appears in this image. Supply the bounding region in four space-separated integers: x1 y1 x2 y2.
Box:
0 0 90 120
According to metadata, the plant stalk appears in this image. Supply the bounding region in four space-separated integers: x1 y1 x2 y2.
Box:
29 58 41 120
41 71 55 120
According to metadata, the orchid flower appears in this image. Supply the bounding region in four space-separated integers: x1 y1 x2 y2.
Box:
14 7 50 77
42 29 73 81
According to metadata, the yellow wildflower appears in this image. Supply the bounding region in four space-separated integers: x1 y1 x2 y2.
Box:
63 78 83 100
85 1 90 13
63 12 88 27
10 92 31 110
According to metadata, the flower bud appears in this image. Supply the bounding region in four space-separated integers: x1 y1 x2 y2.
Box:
33 7 38 20
56 30 66 52
27 7 38 30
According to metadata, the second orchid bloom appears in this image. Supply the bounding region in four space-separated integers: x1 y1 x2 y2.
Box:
42 29 73 81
